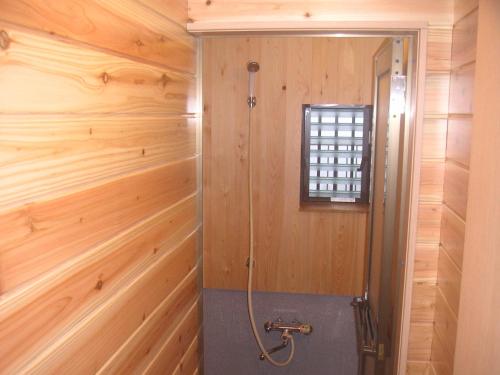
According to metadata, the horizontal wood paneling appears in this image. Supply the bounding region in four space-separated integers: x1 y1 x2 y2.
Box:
188 0 453 25
98 267 200 374
437 247 461 316
172 334 202 375
443 162 469 220
440 206 465 269
427 28 452 71
430 328 453 375
0 197 197 372
413 244 439 282
431 6 477 374
0 0 195 73
0 25 195 115
143 298 201 374
408 322 434 361
0 158 197 293
446 116 472 167
424 73 451 115
410 281 436 323
453 2 500 373
406 361 434 375
451 11 478 69
20 235 199 374
453 0 478 23
448 63 475 115
422 119 447 159
416 204 442 244
419 161 445 202
433 288 458 358
0 0 201 373
0 115 197 211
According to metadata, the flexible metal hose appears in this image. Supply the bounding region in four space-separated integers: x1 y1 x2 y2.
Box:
246 103 295 367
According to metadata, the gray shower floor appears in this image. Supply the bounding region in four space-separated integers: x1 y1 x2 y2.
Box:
203 288 359 375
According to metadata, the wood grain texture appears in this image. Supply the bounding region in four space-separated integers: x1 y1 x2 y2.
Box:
436 247 461 316
410 281 436 323
0 197 197 373
454 2 500 373
0 0 195 73
21 235 199 374
451 10 478 70
416 204 442 244
406 361 434 375
446 116 472 167
202 37 381 295
0 158 197 293
433 288 458 359
419 161 444 202
440 206 465 269
430 328 453 375
0 25 195 115
421 119 447 160
423 73 450 116
0 115 197 211
0 0 201 373
188 0 453 25
172 334 202 375
408 322 433 361
443 162 469 220
454 0 479 23
427 28 452 71
97 267 200 374
448 63 475 115
413 244 439 282
143 298 201 374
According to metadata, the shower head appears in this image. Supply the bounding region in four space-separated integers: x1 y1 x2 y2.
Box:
247 61 260 73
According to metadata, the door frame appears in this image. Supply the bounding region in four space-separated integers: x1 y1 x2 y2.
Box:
190 22 428 375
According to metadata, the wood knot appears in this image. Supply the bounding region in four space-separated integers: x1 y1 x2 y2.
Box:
153 247 159 254
101 72 109 84
0 30 10 50
187 18 194 23
142 148 146 156
95 279 103 290
135 39 144 47
304 12 312 18
89 128 93 135
282 85 287 91
160 73 170 88
206 0 212 5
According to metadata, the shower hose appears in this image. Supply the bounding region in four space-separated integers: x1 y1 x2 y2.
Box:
246 108 295 367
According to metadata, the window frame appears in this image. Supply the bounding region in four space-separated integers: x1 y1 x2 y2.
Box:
300 104 373 205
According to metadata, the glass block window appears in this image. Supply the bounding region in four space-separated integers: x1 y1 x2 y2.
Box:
301 105 373 204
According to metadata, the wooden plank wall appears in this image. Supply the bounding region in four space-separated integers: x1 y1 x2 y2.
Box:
429 1 478 374
203 37 383 295
188 1 454 374
0 1 202 374
453 1 500 374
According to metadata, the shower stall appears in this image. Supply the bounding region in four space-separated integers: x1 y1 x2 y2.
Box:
201 34 415 375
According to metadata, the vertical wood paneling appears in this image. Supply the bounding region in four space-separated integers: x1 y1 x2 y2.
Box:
0 0 201 373
203 37 382 295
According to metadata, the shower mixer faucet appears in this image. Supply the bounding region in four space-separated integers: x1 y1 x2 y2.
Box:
258 318 313 361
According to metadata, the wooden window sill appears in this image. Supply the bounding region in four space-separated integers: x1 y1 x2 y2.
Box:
300 202 369 213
